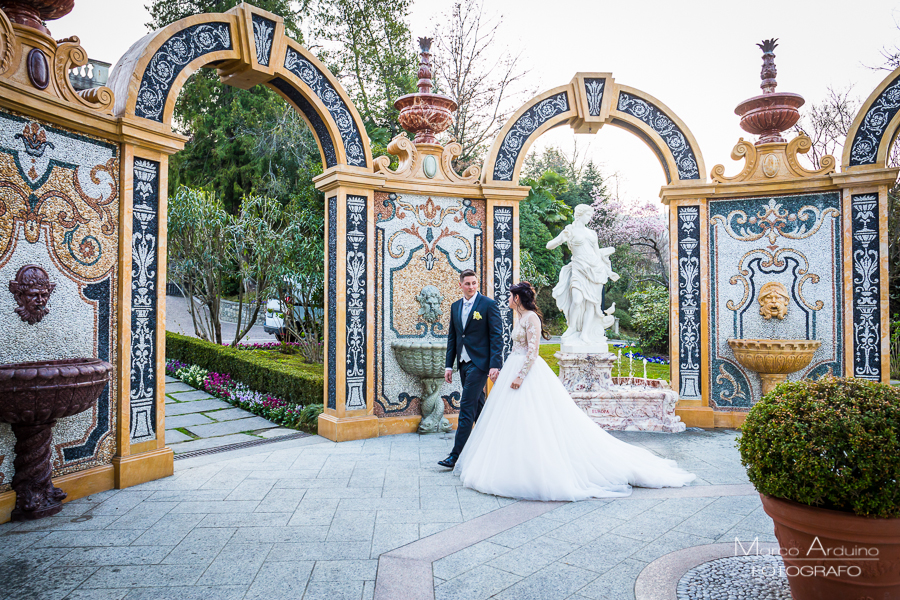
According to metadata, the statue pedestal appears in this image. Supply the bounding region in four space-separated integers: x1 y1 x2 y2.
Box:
556 352 686 433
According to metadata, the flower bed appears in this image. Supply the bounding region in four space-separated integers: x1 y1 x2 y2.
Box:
166 332 322 406
166 358 322 432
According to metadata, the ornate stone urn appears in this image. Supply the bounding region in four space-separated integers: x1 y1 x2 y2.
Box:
727 339 821 396
0 0 74 34
394 37 457 145
734 39 805 145
391 341 453 434
0 357 112 520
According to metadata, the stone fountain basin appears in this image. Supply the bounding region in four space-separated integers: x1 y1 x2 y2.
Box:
391 340 448 379
727 339 820 375
0 358 112 425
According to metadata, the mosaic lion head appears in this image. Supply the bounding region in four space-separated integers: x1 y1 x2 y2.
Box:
758 281 789 321
9 264 57 325
416 285 443 323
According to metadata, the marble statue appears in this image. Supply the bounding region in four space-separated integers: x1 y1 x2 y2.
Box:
758 281 789 320
546 204 619 353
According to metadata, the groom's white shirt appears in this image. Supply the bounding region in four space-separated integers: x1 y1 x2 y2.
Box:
446 292 479 373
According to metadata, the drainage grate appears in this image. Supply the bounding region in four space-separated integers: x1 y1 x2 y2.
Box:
173 431 312 460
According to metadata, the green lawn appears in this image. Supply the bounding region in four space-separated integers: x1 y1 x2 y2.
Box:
539 344 670 381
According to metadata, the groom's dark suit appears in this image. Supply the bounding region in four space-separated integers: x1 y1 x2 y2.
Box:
445 292 503 459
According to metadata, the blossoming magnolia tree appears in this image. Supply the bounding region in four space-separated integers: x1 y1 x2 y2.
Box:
589 194 669 289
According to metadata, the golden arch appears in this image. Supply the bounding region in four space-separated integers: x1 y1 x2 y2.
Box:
843 64 900 170
482 73 706 185
108 3 372 171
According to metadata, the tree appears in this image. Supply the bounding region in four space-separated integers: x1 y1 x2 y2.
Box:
147 0 309 211
790 86 859 170
430 0 534 168
312 0 417 138
590 196 669 289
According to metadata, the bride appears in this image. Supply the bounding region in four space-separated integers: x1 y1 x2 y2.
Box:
455 282 695 501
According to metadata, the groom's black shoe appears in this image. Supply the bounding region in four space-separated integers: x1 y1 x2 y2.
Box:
438 455 457 468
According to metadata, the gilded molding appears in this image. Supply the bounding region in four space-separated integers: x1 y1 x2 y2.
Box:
711 135 835 183
54 36 114 112
0 9 19 76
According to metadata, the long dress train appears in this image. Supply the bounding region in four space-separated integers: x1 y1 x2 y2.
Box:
455 311 695 501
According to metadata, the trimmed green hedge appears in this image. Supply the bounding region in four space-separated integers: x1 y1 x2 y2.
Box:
165 332 323 407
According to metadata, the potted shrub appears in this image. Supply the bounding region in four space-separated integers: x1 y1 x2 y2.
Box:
738 376 900 600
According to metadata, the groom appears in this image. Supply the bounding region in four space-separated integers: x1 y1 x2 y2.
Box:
439 269 503 468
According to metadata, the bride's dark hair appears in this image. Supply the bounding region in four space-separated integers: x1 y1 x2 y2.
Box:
509 282 551 340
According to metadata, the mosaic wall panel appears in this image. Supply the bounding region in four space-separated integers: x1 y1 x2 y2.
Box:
493 206 514 359
677 206 701 400
327 195 337 410
130 159 159 443
345 195 367 411
374 192 485 417
0 110 119 490
850 193 882 380
709 193 843 409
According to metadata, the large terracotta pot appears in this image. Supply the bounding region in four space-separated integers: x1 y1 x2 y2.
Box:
760 493 900 600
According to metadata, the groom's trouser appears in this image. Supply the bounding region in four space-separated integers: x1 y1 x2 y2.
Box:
450 361 488 458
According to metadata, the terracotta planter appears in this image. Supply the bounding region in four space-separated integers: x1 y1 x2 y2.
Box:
760 493 900 600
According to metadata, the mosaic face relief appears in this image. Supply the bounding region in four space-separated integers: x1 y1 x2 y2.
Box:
0 111 119 489
374 192 485 416
708 193 842 408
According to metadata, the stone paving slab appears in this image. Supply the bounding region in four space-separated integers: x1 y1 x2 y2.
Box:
185 417 279 438
0 429 760 600
164 382 196 393
166 413 216 429
168 390 215 401
165 433 261 453
164 429 195 444
205 407 259 422
165 399 233 416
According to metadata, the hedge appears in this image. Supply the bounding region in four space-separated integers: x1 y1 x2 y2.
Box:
165 332 324 407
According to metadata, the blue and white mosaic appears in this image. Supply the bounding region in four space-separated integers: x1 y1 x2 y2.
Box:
851 193 882 380
709 193 843 408
346 195 367 411
848 72 900 167
617 92 700 181
135 22 232 122
677 206 701 400
283 47 367 168
130 159 159 443
251 14 275 67
492 92 569 182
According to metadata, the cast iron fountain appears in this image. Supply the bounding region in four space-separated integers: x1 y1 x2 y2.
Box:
1 264 111 520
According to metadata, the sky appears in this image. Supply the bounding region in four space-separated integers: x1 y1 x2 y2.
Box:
53 0 900 205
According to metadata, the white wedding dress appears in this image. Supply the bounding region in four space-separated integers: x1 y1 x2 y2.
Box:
455 311 696 501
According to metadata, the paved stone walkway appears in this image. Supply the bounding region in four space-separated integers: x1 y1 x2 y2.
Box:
0 428 776 600
164 376 295 455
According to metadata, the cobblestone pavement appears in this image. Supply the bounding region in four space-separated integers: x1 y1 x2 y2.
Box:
164 377 295 454
0 429 773 600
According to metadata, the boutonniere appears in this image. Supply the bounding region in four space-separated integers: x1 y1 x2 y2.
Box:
473 311 482 320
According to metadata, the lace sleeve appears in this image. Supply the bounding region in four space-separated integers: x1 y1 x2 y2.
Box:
516 313 540 380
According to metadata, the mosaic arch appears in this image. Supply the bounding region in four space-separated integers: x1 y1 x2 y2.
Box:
844 64 900 169
482 73 707 185
108 5 372 171
103 5 376 444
